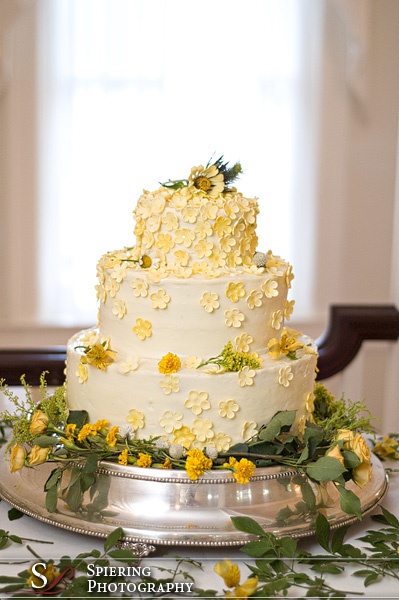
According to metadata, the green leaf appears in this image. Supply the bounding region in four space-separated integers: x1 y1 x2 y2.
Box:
33 434 59 447
231 516 266 537
64 478 84 512
380 506 399 529
301 480 316 511
341 450 361 469
45 467 63 491
331 525 349 554
67 410 89 429
7 507 24 521
336 485 362 520
364 572 380 587
46 483 60 513
315 512 330 552
104 527 124 552
239 538 273 558
306 456 347 482
83 452 99 474
259 411 297 442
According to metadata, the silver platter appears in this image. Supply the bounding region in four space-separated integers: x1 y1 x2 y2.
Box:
0 447 388 548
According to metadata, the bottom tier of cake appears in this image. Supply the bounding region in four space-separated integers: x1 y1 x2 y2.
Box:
66 328 318 447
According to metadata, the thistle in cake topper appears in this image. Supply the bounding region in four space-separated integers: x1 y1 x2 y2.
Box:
161 155 243 196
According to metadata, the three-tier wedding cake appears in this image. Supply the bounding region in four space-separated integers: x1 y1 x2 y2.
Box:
66 158 317 451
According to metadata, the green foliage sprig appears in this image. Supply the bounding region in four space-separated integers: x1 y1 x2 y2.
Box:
197 341 261 372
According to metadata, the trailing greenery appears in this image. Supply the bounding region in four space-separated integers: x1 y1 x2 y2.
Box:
0 506 399 597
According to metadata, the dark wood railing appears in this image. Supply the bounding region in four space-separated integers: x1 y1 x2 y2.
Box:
0 305 398 385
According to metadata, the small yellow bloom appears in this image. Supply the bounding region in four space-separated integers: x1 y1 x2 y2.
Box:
133 318 152 340
373 435 399 459
232 457 256 484
162 457 173 469
77 423 98 442
65 423 77 441
106 426 119 447
93 419 109 432
9 444 26 473
137 452 152 468
158 352 181 374
214 560 259 598
185 448 212 480
29 410 49 435
28 445 50 466
27 562 60 590
214 559 241 588
81 343 116 370
118 448 129 465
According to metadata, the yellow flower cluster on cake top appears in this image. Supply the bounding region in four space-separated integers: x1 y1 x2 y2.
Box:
65 157 318 450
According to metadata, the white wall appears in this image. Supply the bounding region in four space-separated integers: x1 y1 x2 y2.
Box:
0 0 398 431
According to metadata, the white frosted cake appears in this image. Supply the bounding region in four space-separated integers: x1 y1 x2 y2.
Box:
66 158 317 451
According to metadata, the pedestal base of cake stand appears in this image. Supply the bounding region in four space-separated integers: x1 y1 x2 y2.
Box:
0 447 388 551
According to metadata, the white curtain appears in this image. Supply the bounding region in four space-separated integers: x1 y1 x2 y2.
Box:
37 0 323 325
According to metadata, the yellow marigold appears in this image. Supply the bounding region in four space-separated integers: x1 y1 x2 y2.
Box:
93 419 109 432
137 452 152 468
185 448 212 481
118 448 129 465
158 352 181 374
225 456 256 484
65 423 77 441
162 457 173 469
106 426 119 447
77 423 98 442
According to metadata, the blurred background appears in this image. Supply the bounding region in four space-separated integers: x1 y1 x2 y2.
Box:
0 0 398 430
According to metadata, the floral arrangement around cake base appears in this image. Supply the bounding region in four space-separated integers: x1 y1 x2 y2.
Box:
0 374 375 519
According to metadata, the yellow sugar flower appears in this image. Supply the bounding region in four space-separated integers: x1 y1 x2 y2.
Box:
150 289 170 309
225 308 245 328
185 448 213 480
126 408 145 431
173 425 196 449
136 452 152 468
200 291 220 313
189 164 224 198
133 318 152 340
226 281 245 302
158 352 181 374
159 374 180 395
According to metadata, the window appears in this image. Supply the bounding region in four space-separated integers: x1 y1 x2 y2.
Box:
35 0 321 325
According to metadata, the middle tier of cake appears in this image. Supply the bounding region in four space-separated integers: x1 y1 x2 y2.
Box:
96 252 294 358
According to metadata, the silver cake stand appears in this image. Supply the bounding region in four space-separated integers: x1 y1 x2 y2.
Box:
0 447 388 551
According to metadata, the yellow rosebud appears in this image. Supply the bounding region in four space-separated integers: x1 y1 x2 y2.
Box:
349 433 371 464
352 460 373 487
28 445 50 466
326 444 345 467
9 444 26 473
335 429 354 449
29 410 49 435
